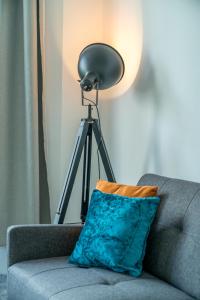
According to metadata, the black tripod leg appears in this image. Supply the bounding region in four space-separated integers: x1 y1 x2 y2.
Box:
54 120 89 224
81 123 92 223
92 120 116 182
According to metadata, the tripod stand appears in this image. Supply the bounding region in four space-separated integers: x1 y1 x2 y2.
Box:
54 103 116 224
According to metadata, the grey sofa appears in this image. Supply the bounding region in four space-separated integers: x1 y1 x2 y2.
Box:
7 174 200 300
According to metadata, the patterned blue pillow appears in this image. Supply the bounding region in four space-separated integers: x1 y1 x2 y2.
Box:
69 189 160 277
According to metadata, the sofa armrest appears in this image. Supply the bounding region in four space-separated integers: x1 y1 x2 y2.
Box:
7 224 82 267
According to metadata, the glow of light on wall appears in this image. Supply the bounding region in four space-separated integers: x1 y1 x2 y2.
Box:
63 0 143 99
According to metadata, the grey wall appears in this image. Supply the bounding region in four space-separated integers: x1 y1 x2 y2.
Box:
109 0 200 185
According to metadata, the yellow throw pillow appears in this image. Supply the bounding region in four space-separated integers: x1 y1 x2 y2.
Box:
96 180 158 197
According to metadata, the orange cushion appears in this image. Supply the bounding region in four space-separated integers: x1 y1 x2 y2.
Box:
96 180 158 198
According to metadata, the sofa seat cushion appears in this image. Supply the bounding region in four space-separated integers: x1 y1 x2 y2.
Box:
8 257 194 300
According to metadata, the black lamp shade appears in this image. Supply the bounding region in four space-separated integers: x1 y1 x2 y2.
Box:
78 43 125 91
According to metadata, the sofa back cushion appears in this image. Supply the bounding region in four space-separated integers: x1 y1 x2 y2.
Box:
138 174 200 300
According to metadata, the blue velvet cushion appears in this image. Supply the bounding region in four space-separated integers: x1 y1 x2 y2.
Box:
69 189 160 277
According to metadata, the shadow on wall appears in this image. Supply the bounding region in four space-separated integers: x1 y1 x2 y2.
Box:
133 52 163 175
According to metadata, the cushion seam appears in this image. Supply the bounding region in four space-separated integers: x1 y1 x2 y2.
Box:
182 188 200 221
48 282 105 299
158 178 171 193
149 224 200 242
29 266 76 279
48 279 137 299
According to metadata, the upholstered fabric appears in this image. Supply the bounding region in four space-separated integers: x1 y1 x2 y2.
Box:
7 174 200 300
7 224 82 267
96 179 158 197
138 174 200 300
7 256 194 300
70 190 160 277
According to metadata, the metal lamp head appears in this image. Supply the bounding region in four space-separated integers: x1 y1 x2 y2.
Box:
78 43 125 92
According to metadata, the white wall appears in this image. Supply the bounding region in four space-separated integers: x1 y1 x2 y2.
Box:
44 0 200 221
109 0 200 185
44 0 106 222
43 0 64 220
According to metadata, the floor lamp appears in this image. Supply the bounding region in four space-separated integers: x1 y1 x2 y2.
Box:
54 43 125 224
